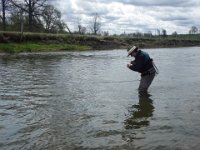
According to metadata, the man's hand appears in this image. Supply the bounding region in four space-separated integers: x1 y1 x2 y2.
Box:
127 64 133 68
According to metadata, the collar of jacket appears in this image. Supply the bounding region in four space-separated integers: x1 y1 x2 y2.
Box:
135 50 141 57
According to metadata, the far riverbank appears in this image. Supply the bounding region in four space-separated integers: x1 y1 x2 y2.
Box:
1 32 200 53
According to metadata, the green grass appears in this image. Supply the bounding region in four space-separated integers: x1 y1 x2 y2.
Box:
0 43 91 53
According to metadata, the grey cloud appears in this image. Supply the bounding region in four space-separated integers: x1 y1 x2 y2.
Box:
124 0 196 7
160 16 193 27
159 16 189 22
84 0 199 7
174 19 196 27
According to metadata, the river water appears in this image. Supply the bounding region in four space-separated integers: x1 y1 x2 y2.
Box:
0 47 200 150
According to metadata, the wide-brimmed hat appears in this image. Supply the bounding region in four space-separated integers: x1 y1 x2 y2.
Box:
127 46 138 56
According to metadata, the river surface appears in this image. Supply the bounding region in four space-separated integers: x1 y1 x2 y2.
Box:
0 47 200 150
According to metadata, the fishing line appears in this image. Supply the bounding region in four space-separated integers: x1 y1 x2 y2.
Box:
92 80 139 84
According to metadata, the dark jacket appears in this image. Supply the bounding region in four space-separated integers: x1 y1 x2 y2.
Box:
129 50 154 73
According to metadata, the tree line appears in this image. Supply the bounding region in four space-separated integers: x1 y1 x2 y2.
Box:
0 0 71 33
0 0 102 35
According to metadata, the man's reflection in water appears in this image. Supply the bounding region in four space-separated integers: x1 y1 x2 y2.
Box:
124 91 154 129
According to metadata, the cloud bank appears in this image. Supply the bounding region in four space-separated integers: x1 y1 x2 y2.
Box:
51 0 200 34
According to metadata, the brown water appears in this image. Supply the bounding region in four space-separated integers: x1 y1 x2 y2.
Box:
0 47 200 150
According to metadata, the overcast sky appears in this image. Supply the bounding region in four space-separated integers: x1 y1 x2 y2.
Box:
51 0 200 35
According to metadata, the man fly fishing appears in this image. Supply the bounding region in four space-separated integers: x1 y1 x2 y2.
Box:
127 46 158 92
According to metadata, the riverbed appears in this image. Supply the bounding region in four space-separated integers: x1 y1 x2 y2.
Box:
0 47 200 150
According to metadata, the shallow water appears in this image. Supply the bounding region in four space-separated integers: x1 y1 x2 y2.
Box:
0 47 200 150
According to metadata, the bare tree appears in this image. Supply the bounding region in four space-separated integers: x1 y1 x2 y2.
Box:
42 5 61 32
0 0 11 30
189 26 198 34
75 18 85 34
162 28 167 37
172 31 178 36
42 5 71 34
102 31 109 36
10 0 47 32
77 25 86 34
90 13 101 35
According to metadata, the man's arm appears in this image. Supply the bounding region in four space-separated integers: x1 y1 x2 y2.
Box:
127 57 145 72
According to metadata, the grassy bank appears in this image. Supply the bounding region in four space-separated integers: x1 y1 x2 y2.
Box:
0 43 90 53
1 31 200 53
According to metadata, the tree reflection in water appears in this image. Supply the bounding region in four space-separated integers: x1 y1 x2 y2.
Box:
124 91 154 129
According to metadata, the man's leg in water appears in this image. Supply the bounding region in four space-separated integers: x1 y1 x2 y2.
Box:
138 73 155 92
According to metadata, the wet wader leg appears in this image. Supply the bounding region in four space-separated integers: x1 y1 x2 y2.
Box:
138 73 155 92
